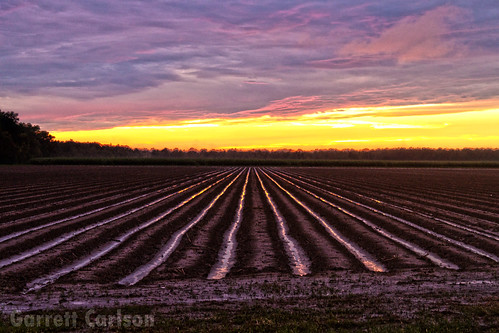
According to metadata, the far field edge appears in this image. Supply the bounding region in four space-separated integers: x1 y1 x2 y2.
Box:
27 157 499 168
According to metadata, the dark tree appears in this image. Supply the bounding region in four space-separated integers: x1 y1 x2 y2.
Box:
0 110 54 163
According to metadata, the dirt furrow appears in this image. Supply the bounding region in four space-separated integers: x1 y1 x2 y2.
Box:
285 169 499 230
208 169 251 279
58 170 240 285
313 167 499 200
273 169 499 268
255 169 311 276
17 170 239 292
117 170 244 286
268 169 459 270
230 169 288 276
0 169 223 240
262 169 387 273
148 170 248 281
0 166 221 205
0 175 113 201
0 170 233 273
1 166 221 224
0 176 139 210
0 166 174 205
0 170 230 260
292 168 499 218
280 169 499 239
258 171 364 273
0 169 218 222
319 171 499 209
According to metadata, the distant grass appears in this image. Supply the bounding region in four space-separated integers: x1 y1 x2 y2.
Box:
1 301 497 332
30 157 499 168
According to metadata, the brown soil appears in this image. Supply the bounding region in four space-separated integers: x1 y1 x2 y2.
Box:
0 165 497 319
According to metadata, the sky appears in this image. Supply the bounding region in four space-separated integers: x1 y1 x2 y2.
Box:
1 0 498 150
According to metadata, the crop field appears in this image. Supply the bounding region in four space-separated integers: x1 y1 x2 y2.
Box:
0 165 498 330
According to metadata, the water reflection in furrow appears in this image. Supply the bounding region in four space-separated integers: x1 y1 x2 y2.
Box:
118 170 244 286
24 170 239 293
261 169 386 273
207 168 250 280
0 170 224 244
1 170 233 270
268 169 459 270
281 170 499 242
287 169 499 222
255 169 311 276
274 169 499 263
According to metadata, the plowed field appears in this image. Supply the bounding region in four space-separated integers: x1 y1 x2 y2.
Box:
0 165 498 326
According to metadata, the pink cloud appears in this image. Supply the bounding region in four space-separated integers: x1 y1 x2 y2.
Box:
340 6 469 62
236 95 326 118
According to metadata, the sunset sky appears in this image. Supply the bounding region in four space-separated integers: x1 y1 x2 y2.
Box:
1 1 498 150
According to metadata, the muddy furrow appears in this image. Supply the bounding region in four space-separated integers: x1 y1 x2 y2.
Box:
267 169 459 270
22 170 240 292
290 169 499 219
284 168 498 211
0 169 233 260
285 169 499 229
272 169 499 265
0 175 145 210
257 172 359 273
0 181 150 222
229 169 288 276
0 169 225 232
0 166 217 205
0 168 223 233
0 177 117 202
69 169 242 284
0 167 176 206
336 177 499 216
0 169 225 244
0 170 217 221
117 170 244 286
147 169 249 281
279 170 499 240
208 169 251 279
306 168 499 201
260 169 387 273
307 173 499 242
304 170 499 209
263 170 436 271
0 165 146 191
254 169 311 276
0 170 234 270
0 166 128 197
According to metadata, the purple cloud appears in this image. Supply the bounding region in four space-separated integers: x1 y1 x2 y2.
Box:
0 1 497 130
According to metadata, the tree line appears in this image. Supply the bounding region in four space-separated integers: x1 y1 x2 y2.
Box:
1 110 498 163
0 111 54 163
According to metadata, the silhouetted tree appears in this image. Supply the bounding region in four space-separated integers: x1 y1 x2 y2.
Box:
0 110 53 163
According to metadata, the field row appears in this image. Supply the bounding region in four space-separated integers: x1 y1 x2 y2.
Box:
0 166 497 293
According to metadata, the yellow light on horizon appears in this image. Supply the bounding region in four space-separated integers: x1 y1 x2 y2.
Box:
52 102 499 150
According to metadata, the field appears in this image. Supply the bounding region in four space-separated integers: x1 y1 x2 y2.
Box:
0 165 498 331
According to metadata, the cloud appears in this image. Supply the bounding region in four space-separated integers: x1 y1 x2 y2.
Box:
0 1 498 132
341 6 469 62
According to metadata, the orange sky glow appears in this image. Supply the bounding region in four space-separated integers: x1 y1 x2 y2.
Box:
53 101 499 150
